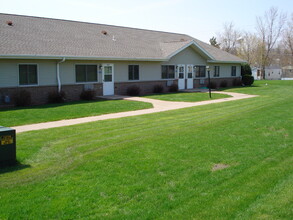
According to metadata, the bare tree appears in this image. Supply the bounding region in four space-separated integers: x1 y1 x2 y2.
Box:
237 32 262 66
256 7 286 79
217 22 242 55
283 13 293 61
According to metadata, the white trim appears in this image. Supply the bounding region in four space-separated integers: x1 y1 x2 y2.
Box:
17 63 39 87
102 63 115 96
0 55 167 62
166 41 215 60
186 64 194 79
207 60 244 64
74 63 99 84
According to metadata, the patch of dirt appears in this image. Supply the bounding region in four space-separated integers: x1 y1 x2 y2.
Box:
212 163 230 171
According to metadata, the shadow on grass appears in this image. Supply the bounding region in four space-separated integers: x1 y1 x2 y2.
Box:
0 161 31 174
0 99 111 113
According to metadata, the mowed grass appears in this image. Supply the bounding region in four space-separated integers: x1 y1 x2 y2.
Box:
143 92 231 102
0 100 152 127
0 80 292 219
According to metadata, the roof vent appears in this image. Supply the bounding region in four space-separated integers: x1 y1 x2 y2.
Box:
6 21 13 26
101 30 107 35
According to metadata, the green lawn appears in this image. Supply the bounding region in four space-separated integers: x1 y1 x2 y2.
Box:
143 92 231 102
0 80 292 219
0 100 152 127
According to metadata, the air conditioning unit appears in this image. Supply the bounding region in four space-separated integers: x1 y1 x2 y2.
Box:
84 84 94 91
167 80 174 86
199 79 205 85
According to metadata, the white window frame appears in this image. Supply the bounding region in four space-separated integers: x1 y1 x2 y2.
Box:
18 63 39 87
75 63 99 84
194 65 206 78
161 64 176 79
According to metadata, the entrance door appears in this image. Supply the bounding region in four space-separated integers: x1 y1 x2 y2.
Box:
178 64 185 90
186 64 194 89
102 64 114 95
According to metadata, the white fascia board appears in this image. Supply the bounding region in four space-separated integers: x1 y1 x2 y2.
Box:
0 55 167 62
166 41 215 61
207 60 246 64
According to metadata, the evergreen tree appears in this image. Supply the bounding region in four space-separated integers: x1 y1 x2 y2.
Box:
209 36 220 48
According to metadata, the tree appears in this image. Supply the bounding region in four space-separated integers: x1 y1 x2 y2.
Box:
217 22 242 55
209 36 220 48
283 13 293 61
237 32 262 66
256 7 286 79
241 63 252 76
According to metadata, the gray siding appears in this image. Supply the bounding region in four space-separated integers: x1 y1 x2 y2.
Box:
0 59 57 88
0 47 241 88
163 46 207 65
210 64 241 78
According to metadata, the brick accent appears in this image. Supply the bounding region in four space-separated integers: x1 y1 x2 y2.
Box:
0 83 103 106
0 77 240 107
114 80 178 95
194 77 241 88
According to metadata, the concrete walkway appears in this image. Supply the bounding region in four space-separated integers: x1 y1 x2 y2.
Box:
12 91 257 133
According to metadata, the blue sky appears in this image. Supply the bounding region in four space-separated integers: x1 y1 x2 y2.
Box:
1 0 292 43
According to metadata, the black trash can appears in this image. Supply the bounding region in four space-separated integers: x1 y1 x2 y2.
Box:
0 126 16 167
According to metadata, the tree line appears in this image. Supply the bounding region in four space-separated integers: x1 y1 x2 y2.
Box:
210 7 292 79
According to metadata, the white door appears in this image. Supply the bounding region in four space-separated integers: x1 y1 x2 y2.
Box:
187 64 194 89
178 64 185 90
102 64 114 96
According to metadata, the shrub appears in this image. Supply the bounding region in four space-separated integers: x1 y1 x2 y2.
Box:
219 80 228 88
48 91 66 103
241 63 252 76
13 89 31 107
233 78 242 86
127 85 141 96
242 74 254 86
168 84 178 92
207 81 217 89
153 84 164 93
80 90 96 100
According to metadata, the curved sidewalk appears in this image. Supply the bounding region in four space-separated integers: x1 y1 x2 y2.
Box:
13 91 257 133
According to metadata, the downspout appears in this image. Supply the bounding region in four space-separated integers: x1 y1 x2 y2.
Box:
57 57 66 93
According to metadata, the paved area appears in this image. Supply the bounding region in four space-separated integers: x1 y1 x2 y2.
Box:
13 91 257 133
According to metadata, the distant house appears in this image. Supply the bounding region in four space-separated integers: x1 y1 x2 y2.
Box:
0 13 245 105
265 65 282 80
282 66 293 80
251 67 262 80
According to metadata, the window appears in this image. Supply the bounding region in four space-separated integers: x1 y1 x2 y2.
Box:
195 66 206 77
162 65 175 79
178 65 185 79
214 66 220 77
76 65 97 82
128 65 139 80
231 66 236 76
19 64 38 85
104 65 113 82
187 65 193 78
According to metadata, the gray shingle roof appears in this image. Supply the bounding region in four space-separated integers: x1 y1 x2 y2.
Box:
0 13 245 62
